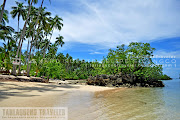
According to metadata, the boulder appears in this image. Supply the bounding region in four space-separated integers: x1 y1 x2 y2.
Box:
109 75 117 80
116 78 123 85
101 74 108 79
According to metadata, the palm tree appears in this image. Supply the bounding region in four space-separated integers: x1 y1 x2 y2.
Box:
26 7 51 77
41 15 63 58
10 1 26 31
25 0 51 77
48 43 58 58
40 38 51 58
33 7 51 48
0 24 16 72
0 25 14 41
56 53 65 63
50 15 63 31
55 35 64 47
0 6 8 25
0 0 6 24
25 0 38 5
12 0 38 75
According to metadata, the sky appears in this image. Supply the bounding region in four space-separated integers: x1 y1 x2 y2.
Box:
1 0 180 78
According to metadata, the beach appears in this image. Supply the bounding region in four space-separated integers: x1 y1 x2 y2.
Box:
0 80 118 107
1 79 180 120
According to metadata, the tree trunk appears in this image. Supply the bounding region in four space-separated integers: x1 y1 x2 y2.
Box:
17 51 22 75
27 38 33 77
31 0 44 52
26 38 30 64
0 0 6 24
18 15 20 32
43 30 53 58
12 0 34 75
26 0 45 77
43 41 50 58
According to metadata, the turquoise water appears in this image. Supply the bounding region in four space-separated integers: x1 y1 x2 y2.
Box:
60 79 180 120
159 79 180 120
99 79 180 120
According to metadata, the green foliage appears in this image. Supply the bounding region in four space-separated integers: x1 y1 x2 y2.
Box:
73 75 79 80
160 74 172 80
41 59 66 79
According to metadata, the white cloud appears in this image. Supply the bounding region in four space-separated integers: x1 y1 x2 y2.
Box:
153 50 180 58
89 51 104 55
2 0 180 52
53 0 180 49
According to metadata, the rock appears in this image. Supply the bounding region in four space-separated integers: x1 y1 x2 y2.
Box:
106 84 113 87
109 75 117 80
145 84 149 87
86 74 165 88
86 79 94 85
136 83 141 87
117 78 123 84
101 74 108 79
153 81 165 87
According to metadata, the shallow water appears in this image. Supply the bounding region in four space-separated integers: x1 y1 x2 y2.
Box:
58 79 180 120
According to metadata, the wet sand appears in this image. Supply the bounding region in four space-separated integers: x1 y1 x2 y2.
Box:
0 81 117 107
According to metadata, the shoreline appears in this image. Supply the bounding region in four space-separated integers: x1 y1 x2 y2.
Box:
0 80 120 107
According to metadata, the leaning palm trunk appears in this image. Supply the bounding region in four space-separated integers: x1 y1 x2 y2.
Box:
12 0 34 75
0 0 6 24
43 30 54 58
18 14 20 32
26 0 45 77
30 0 45 49
17 51 22 75
27 37 33 77
26 38 30 64
27 24 41 76
43 41 50 58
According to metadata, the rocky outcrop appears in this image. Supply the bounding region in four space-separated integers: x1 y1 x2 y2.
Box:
86 74 164 87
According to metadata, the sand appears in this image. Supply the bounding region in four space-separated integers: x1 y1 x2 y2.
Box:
0 80 116 107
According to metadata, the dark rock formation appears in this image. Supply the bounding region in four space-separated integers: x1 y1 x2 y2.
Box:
86 74 165 87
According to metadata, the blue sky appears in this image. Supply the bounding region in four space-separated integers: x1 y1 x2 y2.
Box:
1 0 180 78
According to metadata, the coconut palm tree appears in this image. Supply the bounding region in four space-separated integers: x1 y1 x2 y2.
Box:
12 0 38 75
33 7 51 47
26 7 51 76
0 25 16 72
41 15 63 58
25 0 51 77
0 6 10 41
48 43 58 58
50 15 63 31
0 0 6 24
0 5 8 25
40 38 51 57
55 35 64 47
56 53 65 63
0 25 14 41
10 1 26 31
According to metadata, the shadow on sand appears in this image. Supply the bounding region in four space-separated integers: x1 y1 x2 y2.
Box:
0 82 80 101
